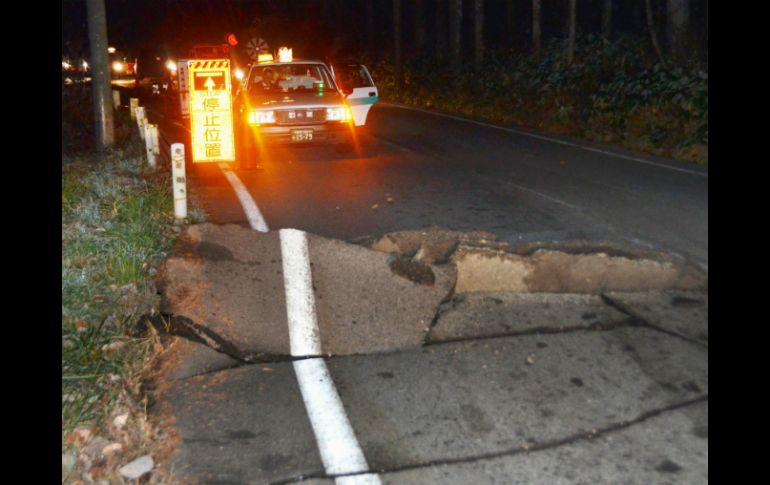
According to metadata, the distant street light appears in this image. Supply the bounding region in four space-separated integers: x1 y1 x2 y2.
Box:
108 46 116 54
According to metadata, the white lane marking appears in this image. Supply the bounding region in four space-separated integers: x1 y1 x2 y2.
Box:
371 135 413 153
218 163 269 232
280 228 381 484
195 127 379 482
499 179 585 212
471 171 585 212
293 359 379 480
379 102 707 177
280 229 322 357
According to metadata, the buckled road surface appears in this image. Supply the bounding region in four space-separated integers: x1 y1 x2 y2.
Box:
132 94 707 484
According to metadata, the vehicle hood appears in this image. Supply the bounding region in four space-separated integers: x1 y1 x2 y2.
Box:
245 90 346 109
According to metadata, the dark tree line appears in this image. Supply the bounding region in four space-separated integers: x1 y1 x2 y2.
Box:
64 0 707 70
373 0 707 69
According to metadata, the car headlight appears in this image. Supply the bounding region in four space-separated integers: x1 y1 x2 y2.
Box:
326 106 352 122
249 110 276 124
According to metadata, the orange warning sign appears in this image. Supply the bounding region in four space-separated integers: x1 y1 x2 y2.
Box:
188 59 235 162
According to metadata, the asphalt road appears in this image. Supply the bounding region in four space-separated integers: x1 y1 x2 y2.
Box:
146 98 707 266
135 93 708 484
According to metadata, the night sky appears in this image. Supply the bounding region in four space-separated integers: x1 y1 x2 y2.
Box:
62 1 707 64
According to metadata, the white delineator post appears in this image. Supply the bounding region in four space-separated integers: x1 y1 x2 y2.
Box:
129 97 138 120
144 123 156 168
135 106 146 140
112 90 120 110
151 124 160 158
171 143 187 219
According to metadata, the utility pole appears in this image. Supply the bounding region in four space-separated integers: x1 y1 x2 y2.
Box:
86 0 114 153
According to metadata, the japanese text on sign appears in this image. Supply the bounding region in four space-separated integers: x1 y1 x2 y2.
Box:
188 59 235 162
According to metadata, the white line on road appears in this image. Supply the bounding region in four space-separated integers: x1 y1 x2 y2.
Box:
293 359 379 479
471 172 585 212
280 229 381 483
219 175 379 482
154 100 379 481
379 102 707 177
280 229 322 357
371 135 414 153
218 163 270 232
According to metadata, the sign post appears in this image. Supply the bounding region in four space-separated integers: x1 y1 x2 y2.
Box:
177 60 190 120
171 143 187 219
187 59 235 163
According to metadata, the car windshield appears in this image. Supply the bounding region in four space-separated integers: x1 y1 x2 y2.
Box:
247 63 337 95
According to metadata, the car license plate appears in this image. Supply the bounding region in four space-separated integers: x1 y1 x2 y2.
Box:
291 129 313 142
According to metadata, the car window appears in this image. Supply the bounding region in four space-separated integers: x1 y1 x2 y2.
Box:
335 65 373 90
247 63 337 95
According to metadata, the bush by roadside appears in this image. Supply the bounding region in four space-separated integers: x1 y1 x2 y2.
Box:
62 103 204 483
368 34 707 165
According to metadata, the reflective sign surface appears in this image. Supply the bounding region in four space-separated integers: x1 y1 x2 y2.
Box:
188 59 235 163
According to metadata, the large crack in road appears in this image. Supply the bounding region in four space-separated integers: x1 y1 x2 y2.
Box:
143 224 707 484
272 396 708 485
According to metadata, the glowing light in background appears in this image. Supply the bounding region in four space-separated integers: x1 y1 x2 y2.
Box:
234 68 244 81
278 47 293 63
166 60 177 72
107 46 116 54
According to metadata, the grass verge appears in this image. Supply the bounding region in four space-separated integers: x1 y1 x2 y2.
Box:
368 34 707 165
62 104 205 483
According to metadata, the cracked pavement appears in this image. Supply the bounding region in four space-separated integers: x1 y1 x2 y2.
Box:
149 226 708 484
